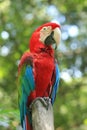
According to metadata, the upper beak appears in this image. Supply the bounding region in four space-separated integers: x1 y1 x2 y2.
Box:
53 27 61 46
44 27 61 46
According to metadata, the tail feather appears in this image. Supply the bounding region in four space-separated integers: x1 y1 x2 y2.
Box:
23 115 32 130
23 117 26 130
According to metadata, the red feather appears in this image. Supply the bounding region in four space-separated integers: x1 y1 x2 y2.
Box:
19 48 55 100
26 115 32 130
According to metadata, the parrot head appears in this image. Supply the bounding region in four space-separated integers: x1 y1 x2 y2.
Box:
30 22 61 52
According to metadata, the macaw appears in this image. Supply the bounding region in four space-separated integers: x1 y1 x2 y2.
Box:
18 22 61 130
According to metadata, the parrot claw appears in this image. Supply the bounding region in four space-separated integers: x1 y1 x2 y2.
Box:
29 97 51 110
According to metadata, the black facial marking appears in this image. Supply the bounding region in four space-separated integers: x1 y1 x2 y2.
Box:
44 31 56 45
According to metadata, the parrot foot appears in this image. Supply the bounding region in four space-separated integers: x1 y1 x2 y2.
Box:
29 97 54 130
29 97 51 110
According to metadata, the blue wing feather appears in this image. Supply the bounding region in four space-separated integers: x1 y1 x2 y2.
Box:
51 63 60 104
18 65 35 127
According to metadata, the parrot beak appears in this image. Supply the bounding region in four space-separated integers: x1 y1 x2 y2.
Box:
53 27 61 46
44 27 61 47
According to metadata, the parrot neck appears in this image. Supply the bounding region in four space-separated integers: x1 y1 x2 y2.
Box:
36 46 54 57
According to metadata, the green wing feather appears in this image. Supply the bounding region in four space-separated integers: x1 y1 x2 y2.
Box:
18 64 35 126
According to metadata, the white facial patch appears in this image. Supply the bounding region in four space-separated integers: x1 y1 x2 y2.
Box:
39 26 52 44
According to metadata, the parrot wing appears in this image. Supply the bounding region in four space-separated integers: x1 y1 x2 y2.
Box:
18 54 35 129
51 63 60 104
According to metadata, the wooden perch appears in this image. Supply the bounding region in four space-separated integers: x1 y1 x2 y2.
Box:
30 97 54 130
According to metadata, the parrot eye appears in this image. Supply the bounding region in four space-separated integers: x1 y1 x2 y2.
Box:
43 27 47 30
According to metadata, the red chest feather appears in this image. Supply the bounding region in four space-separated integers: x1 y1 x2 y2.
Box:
33 53 55 97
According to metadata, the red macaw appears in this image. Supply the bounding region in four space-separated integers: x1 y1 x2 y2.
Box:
18 22 61 130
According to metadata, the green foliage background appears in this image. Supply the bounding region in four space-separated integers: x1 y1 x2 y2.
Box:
0 0 87 130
